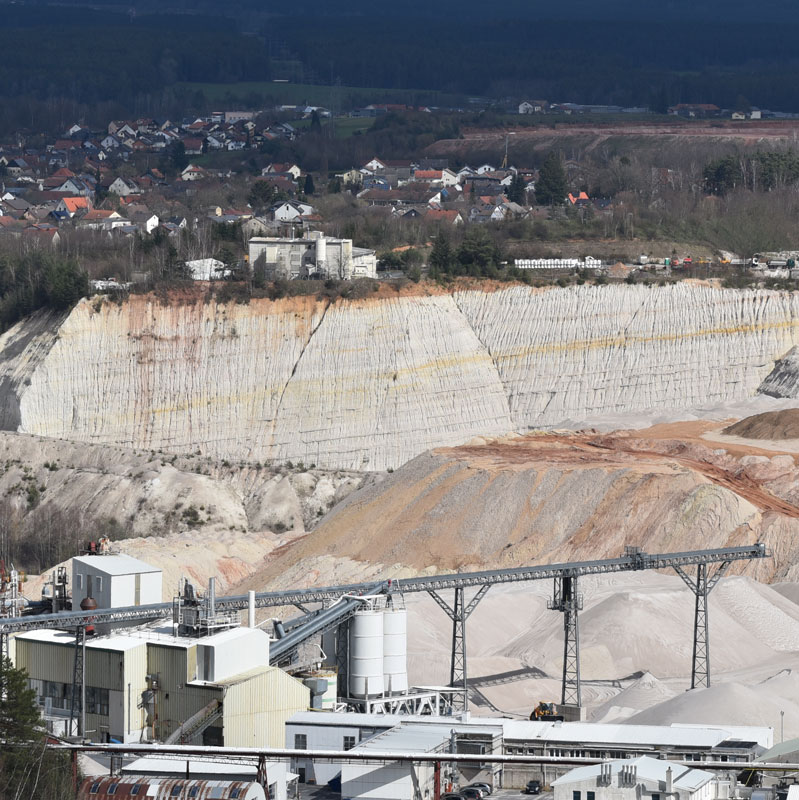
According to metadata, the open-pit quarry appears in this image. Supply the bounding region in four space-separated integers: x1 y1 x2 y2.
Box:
4 282 799 470
7 280 799 733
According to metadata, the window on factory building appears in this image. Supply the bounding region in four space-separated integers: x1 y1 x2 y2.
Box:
652 794 660 800
86 687 110 716
170 785 182 796
573 792 581 800
587 792 595 800
90 783 101 795
343 736 356 751
189 788 198 798
107 784 118 794
231 791 240 799
131 786 142 795
77 574 84 589
97 576 103 591
294 734 307 750
42 680 71 711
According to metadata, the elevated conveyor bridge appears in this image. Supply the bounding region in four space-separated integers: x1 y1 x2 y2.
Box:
0 544 768 712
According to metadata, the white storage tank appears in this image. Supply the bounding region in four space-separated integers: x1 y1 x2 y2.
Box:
383 608 408 693
349 609 385 698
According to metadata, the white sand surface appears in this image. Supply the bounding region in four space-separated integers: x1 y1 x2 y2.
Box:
404 573 799 734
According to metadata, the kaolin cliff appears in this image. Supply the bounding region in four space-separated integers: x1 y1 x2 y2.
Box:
2 283 799 471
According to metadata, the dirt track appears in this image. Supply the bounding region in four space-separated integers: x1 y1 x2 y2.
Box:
426 121 799 155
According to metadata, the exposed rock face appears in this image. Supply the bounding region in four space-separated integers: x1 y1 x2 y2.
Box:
759 344 799 397
3 284 799 470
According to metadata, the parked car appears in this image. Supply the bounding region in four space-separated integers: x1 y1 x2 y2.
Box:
459 788 486 800
466 784 492 795
526 780 542 795
441 794 463 800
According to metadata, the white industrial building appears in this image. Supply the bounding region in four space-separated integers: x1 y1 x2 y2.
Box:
248 232 377 280
286 712 771 791
15 570 310 747
185 258 232 281
552 756 728 800
341 725 452 800
71 553 162 619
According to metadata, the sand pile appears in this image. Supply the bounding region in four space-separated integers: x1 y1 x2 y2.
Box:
395 574 799 734
628 679 799 732
724 408 799 440
591 672 677 723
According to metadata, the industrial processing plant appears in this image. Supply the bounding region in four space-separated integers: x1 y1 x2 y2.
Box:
1 541 792 800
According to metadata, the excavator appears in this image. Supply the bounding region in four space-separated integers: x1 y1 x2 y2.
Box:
530 701 564 721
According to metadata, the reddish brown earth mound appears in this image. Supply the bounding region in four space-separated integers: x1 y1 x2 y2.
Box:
724 408 799 440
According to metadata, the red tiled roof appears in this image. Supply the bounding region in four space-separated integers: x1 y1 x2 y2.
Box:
414 170 442 180
62 197 89 213
426 209 460 221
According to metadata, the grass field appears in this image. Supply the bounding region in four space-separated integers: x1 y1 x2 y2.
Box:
177 80 465 110
291 116 374 138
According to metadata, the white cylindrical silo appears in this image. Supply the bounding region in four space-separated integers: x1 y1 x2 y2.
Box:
348 609 385 698
383 608 408 694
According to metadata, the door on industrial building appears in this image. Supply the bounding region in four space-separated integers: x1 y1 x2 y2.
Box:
202 726 223 746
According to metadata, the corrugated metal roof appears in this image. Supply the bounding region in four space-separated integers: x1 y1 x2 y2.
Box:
77 777 263 800
286 711 503 737
552 756 715 790
352 723 451 754
15 629 146 652
760 737 799 761
501 720 761 748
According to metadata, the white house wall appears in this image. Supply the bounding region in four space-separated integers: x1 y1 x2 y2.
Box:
286 721 386 785
342 762 434 800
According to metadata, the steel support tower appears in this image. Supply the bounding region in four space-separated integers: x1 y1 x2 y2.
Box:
69 626 86 737
428 585 490 712
674 560 730 688
548 574 583 706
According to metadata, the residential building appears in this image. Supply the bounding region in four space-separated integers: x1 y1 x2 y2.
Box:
108 177 140 196
248 233 377 280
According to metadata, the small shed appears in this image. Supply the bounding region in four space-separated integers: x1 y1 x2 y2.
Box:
72 554 162 612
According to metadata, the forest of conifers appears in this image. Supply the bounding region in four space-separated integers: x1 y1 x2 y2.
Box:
4 0 799 137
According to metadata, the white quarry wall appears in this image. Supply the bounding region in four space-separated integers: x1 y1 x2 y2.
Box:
267 294 513 469
4 285 799 470
16 295 324 456
454 284 799 429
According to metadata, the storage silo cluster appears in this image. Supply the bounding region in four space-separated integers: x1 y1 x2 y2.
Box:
348 599 408 699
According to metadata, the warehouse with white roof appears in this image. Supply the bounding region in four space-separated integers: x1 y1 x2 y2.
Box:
552 756 728 800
